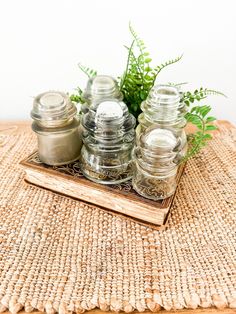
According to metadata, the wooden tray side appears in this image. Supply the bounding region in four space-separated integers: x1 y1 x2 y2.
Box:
20 151 185 228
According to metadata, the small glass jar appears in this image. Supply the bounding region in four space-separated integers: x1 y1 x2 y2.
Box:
31 91 82 165
132 126 181 200
81 75 123 114
80 99 136 184
136 85 188 157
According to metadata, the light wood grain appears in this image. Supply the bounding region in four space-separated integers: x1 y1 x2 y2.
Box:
24 167 167 223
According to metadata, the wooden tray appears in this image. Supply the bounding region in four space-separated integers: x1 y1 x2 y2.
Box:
20 151 185 230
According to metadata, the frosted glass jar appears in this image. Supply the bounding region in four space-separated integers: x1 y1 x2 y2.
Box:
80 99 136 184
136 85 188 156
31 91 82 165
132 126 181 200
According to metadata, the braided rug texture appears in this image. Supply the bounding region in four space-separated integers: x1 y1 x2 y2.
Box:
0 123 235 313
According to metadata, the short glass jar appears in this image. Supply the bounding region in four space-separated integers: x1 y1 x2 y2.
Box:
31 91 82 165
132 126 181 200
136 85 188 157
81 75 123 114
80 99 136 184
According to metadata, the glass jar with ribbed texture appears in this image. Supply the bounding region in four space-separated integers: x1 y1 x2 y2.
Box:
80 99 136 184
132 126 182 200
31 91 82 166
81 75 123 114
136 85 188 157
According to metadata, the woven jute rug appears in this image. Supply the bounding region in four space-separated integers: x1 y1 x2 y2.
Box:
0 122 235 313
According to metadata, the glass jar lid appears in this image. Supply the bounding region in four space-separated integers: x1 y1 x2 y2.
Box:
140 126 181 154
143 85 180 108
31 91 77 127
82 99 136 137
95 100 124 125
83 75 123 103
141 85 181 123
145 128 177 149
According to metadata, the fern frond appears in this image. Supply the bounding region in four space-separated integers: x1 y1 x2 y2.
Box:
204 89 227 98
120 41 135 89
182 105 217 162
182 87 227 106
129 22 146 55
78 63 97 78
154 54 183 76
168 82 188 88
148 55 183 88
70 86 85 104
124 44 145 86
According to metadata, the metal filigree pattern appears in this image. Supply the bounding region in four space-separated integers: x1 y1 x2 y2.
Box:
133 174 176 200
28 152 135 192
28 152 84 177
79 158 133 184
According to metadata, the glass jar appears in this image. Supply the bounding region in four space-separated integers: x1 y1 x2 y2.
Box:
81 75 123 114
80 99 136 184
132 126 181 200
136 85 188 157
31 91 82 165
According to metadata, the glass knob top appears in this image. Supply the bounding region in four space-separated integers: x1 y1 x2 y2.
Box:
83 75 123 103
31 91 77 127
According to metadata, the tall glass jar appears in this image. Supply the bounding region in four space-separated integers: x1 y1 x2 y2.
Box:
31 91 82 165
81 75 123 114
132 126 182 200
136 85 188 157
80 99 136 184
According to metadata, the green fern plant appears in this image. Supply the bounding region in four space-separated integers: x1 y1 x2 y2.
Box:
182 88 226 106
182 106 218 161
119 23 183 116
180 88 226 160
70 63 97 104
70 24 226 161
118 24 226 160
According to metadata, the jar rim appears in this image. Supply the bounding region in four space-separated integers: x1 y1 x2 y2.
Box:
31 91 77 126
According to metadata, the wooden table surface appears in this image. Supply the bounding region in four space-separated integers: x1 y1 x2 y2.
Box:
0 120 235 314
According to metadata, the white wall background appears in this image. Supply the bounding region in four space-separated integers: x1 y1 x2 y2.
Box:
0 0 235 123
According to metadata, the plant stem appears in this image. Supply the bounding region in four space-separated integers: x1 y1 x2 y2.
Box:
120 40 135 89
129 49 145 88
183 114 207 161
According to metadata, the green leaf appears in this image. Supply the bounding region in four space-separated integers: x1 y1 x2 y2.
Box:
205 89 227 98
154 54 183 78
144 74 153 80
206 116 216 122
144 58 152 63
190 106 198 113
203 133 212 140
140 90 146 100
144 67 152 72
205 125 218 131
78 63 97 78
199 105 211 117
